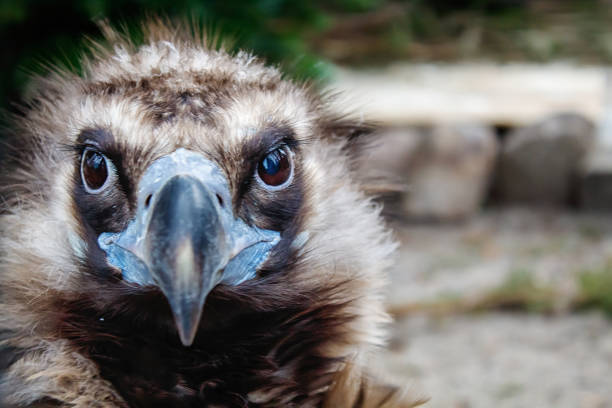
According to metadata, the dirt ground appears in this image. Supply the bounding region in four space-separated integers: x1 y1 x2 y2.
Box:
379 208 612 408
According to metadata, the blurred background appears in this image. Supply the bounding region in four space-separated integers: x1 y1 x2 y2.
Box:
3 1 612 407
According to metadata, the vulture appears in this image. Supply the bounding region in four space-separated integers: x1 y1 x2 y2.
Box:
0 21 422 408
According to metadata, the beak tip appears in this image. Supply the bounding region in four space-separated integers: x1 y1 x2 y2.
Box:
179 332 195 347
176 318 198 347
171 298 208 347
173 310 202 347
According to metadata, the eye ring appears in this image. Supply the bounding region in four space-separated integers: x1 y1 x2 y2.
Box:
255 146 294 191
80 147 115 194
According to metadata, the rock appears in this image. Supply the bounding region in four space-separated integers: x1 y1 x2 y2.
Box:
581 172 612 211
357 126 423 187
402 124 498 221
358 125 497 221
496 113 595 205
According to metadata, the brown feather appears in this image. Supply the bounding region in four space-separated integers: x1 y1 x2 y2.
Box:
0 19 418 407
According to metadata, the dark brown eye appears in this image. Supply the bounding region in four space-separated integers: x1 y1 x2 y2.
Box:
81 148 111 193
256 147 293 189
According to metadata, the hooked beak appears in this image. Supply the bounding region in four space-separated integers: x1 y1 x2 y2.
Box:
98 149 280 346
144 174 226 346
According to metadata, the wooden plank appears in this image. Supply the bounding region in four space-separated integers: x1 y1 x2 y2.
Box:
329 63 606 126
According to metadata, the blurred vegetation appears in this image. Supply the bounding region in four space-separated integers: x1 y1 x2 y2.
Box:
475 268 557 314
388 268 559 318
389 262 612 319
577 262 612 317
0 0 364 113
3 0 612 113
315 0 612 65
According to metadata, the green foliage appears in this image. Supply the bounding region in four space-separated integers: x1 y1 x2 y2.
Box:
0 0 381 113
478 268 556 314
578 263 612 317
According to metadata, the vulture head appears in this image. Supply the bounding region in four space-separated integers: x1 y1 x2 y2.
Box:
0 21 419 408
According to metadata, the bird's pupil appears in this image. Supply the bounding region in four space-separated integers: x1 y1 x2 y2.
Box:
82 150 108 191
258 148 291 187
262 152 281 175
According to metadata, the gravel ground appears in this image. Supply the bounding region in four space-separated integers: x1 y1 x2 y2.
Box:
381 208 612 407
379 313 612 408
386 207 612 307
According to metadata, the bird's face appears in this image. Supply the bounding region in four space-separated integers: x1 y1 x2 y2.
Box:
64 71 323 345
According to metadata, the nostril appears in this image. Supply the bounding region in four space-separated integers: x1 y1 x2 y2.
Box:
144 194 153 208
216 193 224 207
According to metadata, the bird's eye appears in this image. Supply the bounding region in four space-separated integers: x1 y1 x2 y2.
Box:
256 146 293 189
80 148 112 193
